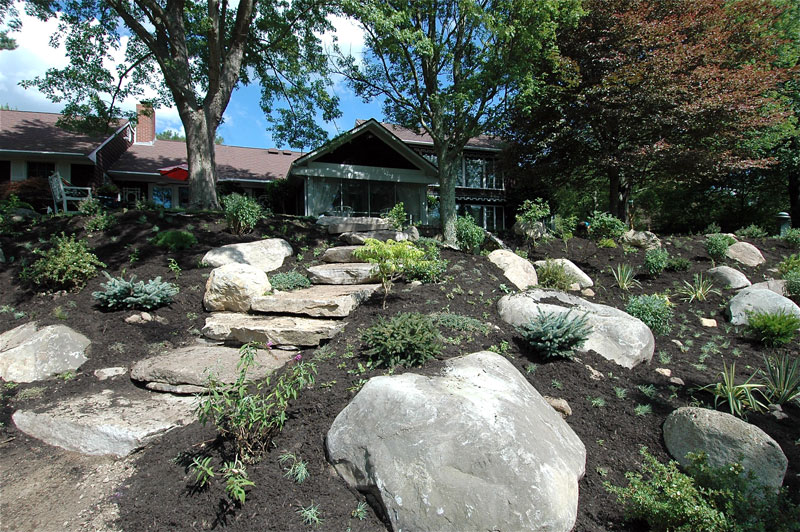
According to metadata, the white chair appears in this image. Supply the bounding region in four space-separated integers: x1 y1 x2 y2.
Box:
48 172 92 213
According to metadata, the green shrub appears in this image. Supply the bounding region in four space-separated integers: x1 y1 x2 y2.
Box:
782 227 800 248
701 361 766 418
92 272 179 310
516 198 550 247
386 202 408 230
353 238 425 308
705 234 734 265
78 197 104 216
626 294 673 335
151 229 197 251
455 215 485 253
85 211 116 232
597 237 617 248
21 233 106 290
405 238 449 283
760 354 800 406
361 312 443 368
222 193 264 235
537 259 578 291
665 256 691 272
783 269 800 296
643 248 669 276
735 224 768 239
518 310 592 359
746 310 800 347
588 211 626 241
778 253 800 276
432 312 490 335
269 271 311 292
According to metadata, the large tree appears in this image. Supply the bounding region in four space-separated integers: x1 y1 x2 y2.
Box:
337 0 582 245
23 0 340 208
505 0 794 223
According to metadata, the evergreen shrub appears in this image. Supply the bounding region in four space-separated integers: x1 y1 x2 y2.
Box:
782 228 800 248
518 309 592 359
746 310 800 347
269 271 312 292
626 294 673 335
537 259 578 291
151 229 197 251
588 212 626 241
361 312 442 368
92 272 179 310
735 224 768 239
405 238 448 283
778 254 800 276
705 234 735 265
665 256 691 272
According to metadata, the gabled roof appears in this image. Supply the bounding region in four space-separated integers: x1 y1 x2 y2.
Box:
0 109 124 155
354 119 502 151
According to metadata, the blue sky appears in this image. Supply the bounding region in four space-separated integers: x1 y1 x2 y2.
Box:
0 4 383 150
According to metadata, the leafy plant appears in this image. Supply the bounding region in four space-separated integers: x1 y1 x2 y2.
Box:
588 211 626 241
554 213 577 252
221 458 255 505
361 312 443 368
92 272 179 310
778 253 800 276
151 229 197 251
597 237 618 248
455 215 485 253
297 503 322 527
351 501 368 520
783 269 800 296
643 248 669 276
700 361 766 417
516 198 550 247
665 256 691 272
626 294 673 335
746 310 800 347
760 354 800 405
633 403 652 416
167 258 181 278
431 312 490 335
386 202 408 230
676 274 720 303
222 193 264 235
269 271 312 292
610 264 640 291
704 234 734 266
353 238 425 308
85 210 117 232
518 309 592 359
279 452 310 484
405 238 449 284
735 224 768 239
537 259 578 291
191 456 215 487
781 228 800 248
21 233 106 291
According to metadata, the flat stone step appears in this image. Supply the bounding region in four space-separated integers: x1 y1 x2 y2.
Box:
306 263 379 285
203 313 345 347
321 246 366 264
130 340 298 394
251 284 380 318
12 389 195 457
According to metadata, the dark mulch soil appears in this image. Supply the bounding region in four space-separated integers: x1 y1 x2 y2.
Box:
1 211 798 531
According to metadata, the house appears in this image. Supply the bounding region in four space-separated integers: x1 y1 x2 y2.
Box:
1 107 505 228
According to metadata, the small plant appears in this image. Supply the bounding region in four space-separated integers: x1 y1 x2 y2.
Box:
488 340 510 356
781 227 800 248
554 213 577 252
351 501 368 520
704 233 734 266
783 269 800 296
53 306 69 320
361 312 442 368
269 271 312 292
588 211 626 242
778 253 800 276
221 458 255 506
665 256 691 272
516 198 550 248
151 229 197 251
588 395 607 408
353 238 425 308
297 503 322 527
642 248 669 276
455 215 485 253
405 238 449 284
760 354 800 405
222 193 264 235
551 379 564 390
614 386 627 399
191 456 215 487
93 272 179 310
626 294 673 335
279 452 310 484
128 247 140 263
700 361 766 418
85 210 116 232
735 224 768 239
21 233 106 291
597 237 618 248
431 312 490 335
676 274 720 303
637 383 657 399
633 403 652 416
610 264 640 291
746 310 800 347
537 259 578 291
167 258 182 278
385 202 408 230
518 309 592 359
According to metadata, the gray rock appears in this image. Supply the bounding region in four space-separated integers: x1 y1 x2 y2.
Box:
726 242 766 267
306 263 379 285
94 367 127 381
663 407 788 490
403 225 420 241
621 230 661 250
750 279 788 297
12 389 195 457
202 238 293 272
544 396 573 418
707 266 751 290
202 313 345 347
130 341 297 392
726 287 800 325
321 246 366 263
317 216 392 234
203 263 271 312
251 284 380 318
0 322 90 382
0 244 5 263
533 258 594 288
487 250 538 290
327 352 586 532
498 290 654 369
340 230 409 245
513 219 549 241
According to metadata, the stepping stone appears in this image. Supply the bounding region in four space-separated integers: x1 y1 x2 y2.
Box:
203 313 345 347
306 263 379 285
0 322 90 383
321 246 367 263
251 284 380 318
131 341 297 393
12 389 195 457
202 238 293 272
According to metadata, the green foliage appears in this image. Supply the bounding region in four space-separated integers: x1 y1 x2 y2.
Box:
431 312 490 335
735 224 768 239
588 212 626 241
85 211 116 232
746 310 800 347
386 202 408 230
625 294 673 335
361 312 443 369
279 452 310 484
455 215 485 253
665 256 691 272
351 502 369 520
778 253 800 276
269 271 312 292
151 229 197 251
781 228 800 248
643 248 669 276
21 233 106 291
676 274 720 303
190 456 215 487
784 269 800 296
705 234 735 265
537 259 579 291
516 198 550 247
77 197 103 216
353 238 425 308
92 272 179 310
297 503 322 527
404 238 449 284
222 193 264 235
221 458 255 506
597 237 618 248
760 354 800 406
611 264 640 291
701 361 766 418
518 309 592 359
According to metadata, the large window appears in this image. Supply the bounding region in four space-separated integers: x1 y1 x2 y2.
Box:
415 150 502 189
27 161 55 179
458 203 505 230
0 161 9 183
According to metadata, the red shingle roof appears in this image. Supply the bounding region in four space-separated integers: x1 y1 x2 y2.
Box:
355 119 502 150
0 109 123 155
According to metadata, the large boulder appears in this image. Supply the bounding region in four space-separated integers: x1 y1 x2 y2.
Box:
202 313 345 347
707 266 751 290
620 230 661 250
750 279 788 297
251 284 380 318
726 242 766 268
321 246 367 263
316 215 392 234
203 263 271 312
663 407 788 490
0 322 90 382
498 290 654 369
487 250 537 290
340 230 411 245
533 259 593 289
725 287 800 326
202 238 293 272
306 263 380 285
327 352 586 532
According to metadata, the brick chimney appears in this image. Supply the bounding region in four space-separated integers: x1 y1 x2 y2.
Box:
135 103 155 144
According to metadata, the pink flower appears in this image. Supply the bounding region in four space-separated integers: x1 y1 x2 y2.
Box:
293 354 303 362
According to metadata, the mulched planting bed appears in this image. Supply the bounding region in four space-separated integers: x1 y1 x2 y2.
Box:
1 210 798 531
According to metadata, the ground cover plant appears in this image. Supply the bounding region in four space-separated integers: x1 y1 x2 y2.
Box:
0 210 798 532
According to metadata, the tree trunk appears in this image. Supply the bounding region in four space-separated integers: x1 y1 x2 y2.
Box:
608 168 630 221
182 109 220 210
437 148 458 246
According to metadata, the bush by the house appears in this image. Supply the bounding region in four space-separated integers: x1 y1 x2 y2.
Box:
782 228 800 248
21 233 106 291
705 233 735 265
778 253 800 276
92 272 179 310
269 271 311 292
361 312 443 368
625 294 673 335
455 215 485 253
386 202 408 230
536 259 578 291
643 248 669 276
405 238 449 284
587 211 626 241
746 310 800 347
518 309 592 359
353 238 425 308
735 224 768 239
665 256 691 272
222 193 264 235
151 229 197 251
